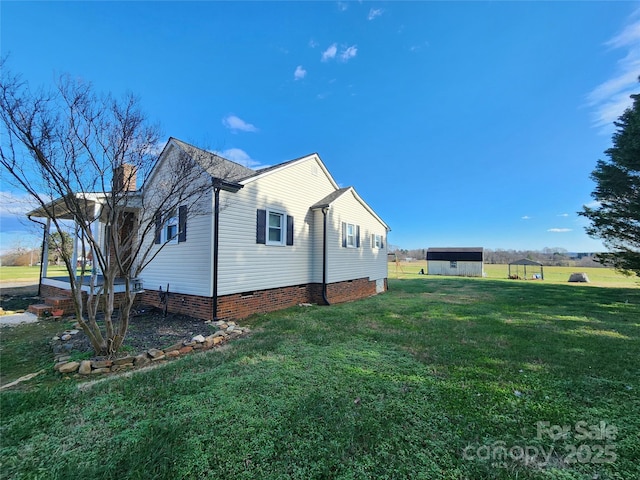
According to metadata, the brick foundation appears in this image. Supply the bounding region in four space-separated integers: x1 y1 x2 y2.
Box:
39 284 129 315
38 277 386 322
137 277 386 321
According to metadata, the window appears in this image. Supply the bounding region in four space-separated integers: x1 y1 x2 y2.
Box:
346 224 356 247
165 209 178 244
256 209 294 246
268 210 284 245
341 222 360 248
450 261 457 268
373 234 384 249
154 205 187 245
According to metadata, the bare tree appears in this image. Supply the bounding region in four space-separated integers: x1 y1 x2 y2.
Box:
0 63 222 355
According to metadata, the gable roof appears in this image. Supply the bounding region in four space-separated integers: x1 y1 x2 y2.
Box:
310 187 351 209
147 138 388 230
427 248 483 262
169 138 255 182
311 186 390 231
509 258 542 266
239 152 340 189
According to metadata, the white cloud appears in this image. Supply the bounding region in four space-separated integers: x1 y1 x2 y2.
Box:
309 39 319 48
587 8 640 129
557 213 569 217
337 2 348 12
368 8 383 20
222 115 258 133
294 65 307 80
547 228 573 233
583 200 601 209
215 148 262 169
0 191 40 217
340 45 358 62
521 215 532 220
321 43 338 62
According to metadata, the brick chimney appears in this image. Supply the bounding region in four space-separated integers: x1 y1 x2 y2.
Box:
114 164 137 192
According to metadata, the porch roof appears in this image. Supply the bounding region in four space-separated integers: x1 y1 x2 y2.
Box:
26 192 141 220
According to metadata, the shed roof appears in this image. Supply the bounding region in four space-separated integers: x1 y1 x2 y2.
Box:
427 247 483 253
508 258 543 266
427 247 483 262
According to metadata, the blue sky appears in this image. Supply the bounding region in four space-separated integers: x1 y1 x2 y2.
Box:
1 1 639 254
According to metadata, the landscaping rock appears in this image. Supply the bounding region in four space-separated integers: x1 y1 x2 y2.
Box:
147 348 164 359
163 342 184 353
48 313 251 378
134 354 150 367
569 272 590 283
78 361 92 375
92 360 113 369
114 363 133 370
58 361 80 374
114 356 136 366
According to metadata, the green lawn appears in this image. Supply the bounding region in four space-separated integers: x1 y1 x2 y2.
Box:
0 265 77 282
1 277 639 479
390 262 640 288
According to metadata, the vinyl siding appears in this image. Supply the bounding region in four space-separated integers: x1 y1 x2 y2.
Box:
138 144 214 296
216 157 336 295
325 191 388 284
427 260 483 277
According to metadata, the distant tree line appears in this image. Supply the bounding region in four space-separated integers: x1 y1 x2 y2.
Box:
388 246 603 268
1 232 73 267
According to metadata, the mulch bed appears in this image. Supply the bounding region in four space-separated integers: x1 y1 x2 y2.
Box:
55 307 217 359
1 285 215 358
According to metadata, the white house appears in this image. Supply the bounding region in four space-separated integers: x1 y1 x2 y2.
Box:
140 138 390 320
31 138 390 321
426 247 484 277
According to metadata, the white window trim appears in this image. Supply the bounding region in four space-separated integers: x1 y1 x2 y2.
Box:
266 208 286 246
165 210 178 245
346 223 356 248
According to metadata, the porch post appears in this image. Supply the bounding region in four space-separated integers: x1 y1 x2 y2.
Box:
71 219 79 280
91 203 102 280
41 218 50 280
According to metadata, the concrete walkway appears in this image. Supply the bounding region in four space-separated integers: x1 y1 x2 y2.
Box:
0 311 39 326
0 281 40 326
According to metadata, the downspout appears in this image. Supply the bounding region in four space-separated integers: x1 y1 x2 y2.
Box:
212 185 221 321
321 207 330 305
211 177 244 322
28 214 48 297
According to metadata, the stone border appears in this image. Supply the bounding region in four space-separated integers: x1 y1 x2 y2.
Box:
52 320 249 376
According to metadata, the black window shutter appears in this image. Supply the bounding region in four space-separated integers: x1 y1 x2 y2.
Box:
342 222 347 248
286 215 294 246
356 225 360 248
154 213 162 244
381 235 385 248
371 234 375 249
256 209 266 244
178 205 187 243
